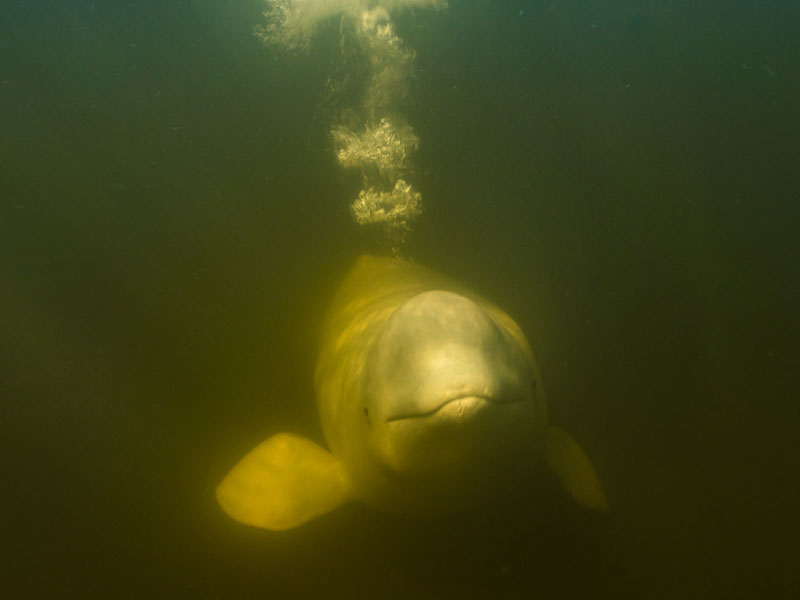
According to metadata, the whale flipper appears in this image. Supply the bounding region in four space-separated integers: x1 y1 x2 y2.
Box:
545 426 608 511
216 433 351 530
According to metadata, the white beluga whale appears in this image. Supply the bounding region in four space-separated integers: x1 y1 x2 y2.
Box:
216 255 607 530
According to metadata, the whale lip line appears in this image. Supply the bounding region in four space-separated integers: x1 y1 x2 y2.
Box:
385 394 522 423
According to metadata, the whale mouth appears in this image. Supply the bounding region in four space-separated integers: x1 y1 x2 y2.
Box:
385 394 523 423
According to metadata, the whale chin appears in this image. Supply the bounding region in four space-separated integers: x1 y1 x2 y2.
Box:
373 393 535 479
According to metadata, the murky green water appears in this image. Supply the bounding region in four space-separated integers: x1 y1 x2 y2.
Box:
2 1 798 597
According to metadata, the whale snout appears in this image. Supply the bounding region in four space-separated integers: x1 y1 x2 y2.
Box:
385 393 527 423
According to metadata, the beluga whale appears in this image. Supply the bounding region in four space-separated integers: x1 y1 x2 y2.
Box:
216 255 607 530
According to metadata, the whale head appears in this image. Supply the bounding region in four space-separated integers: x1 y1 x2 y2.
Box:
362 290 540 489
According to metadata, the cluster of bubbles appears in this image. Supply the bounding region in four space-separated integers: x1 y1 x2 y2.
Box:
256 0 447 253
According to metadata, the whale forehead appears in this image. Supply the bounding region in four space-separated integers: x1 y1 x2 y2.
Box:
369 290 532 406
381 290 502 359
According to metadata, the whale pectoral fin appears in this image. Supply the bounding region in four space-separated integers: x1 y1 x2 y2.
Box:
216 433 351 531
545 426 608 511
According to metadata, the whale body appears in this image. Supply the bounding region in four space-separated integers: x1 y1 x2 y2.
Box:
216 256 606 530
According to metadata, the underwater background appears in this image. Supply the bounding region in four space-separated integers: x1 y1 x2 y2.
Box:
2 0 798 598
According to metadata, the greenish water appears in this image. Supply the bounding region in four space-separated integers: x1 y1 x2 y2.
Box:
2 1 798 597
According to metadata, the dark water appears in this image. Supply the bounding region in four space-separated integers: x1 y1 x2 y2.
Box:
2 1 798 597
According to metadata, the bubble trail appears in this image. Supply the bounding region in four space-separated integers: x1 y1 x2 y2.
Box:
256 0 447 253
